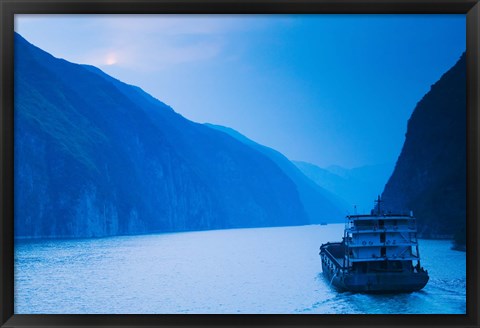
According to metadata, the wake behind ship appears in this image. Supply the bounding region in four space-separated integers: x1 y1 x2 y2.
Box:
320 197 429 293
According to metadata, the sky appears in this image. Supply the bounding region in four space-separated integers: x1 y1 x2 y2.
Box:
14 14 466 169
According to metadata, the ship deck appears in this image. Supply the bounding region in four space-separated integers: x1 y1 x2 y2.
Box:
321 242 347 268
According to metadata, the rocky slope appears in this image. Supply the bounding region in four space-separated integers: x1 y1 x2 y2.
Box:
205 124 347 223
14 33 316 238
381 53 466 245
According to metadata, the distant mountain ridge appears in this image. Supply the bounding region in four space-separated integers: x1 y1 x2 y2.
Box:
381 53 466 244
205 124 347 223
294 161 394 213
14 32 321 238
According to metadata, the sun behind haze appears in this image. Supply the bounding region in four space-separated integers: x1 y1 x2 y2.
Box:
15 14 466 170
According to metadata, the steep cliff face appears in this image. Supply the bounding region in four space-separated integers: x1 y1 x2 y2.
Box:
14 33 310 238
381 53 466 240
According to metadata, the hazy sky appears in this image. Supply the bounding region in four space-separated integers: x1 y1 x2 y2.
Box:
15 14 465 169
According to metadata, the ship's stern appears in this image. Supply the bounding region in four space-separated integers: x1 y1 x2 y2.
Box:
343 271 429 293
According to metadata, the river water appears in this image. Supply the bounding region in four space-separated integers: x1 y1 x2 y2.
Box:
14 224 466 314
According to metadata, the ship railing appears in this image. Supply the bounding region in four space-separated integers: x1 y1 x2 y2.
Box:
320 241 342 249
349 255 420 262
345 227 416 233
346 241 417 247
347 215 415 221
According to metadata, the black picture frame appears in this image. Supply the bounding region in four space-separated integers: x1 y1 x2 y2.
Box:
1 0 479 327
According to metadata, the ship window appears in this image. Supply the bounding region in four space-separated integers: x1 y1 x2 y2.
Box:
380 232 386 243
379 220 385 228
381 247 386 257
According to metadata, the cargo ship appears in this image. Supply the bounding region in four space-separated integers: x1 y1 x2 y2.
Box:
319 196 429 293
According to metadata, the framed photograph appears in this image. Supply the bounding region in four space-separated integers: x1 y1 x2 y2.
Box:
1 0 479 327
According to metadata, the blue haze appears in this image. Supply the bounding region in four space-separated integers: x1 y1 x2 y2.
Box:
15 32 345 239
15 14 466 168
12 16 467 314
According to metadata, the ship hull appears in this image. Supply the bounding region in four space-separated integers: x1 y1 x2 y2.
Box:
321 260 429 293
320 243 429 293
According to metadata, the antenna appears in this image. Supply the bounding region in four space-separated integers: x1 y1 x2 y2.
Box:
374 195 383 215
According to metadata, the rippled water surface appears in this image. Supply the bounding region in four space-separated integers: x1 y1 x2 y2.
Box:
15 224 466 314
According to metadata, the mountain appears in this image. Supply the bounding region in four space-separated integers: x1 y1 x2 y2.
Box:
14 33 311 239
294 161 394 213
381 53 466 246
205 124 347 223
